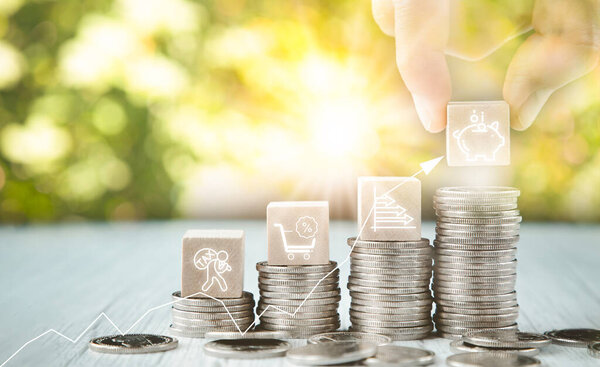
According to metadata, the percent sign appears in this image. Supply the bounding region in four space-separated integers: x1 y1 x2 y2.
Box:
295 216 318 239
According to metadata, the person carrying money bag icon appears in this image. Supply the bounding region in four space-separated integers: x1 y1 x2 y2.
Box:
194 248 232 292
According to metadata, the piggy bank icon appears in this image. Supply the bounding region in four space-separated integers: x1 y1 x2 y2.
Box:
452 120 505 162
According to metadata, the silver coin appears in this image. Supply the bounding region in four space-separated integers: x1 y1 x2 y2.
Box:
450 340 539 357
203 338 290 359
434 280 516 291
257 302 338 313
171 291 253 307
434 260 517 271
436 187 520 198
351 298 432 309
350 291 432 302
204 330 291 339
260 323 339 332
259 310 339 320
464 330 550 349
261 316 339 326
172 302 252 313
350 308 431 320
364 345 435 366
351 271 431 282
436 299 518 310
435 248 517 258
438 216 522 225
435 255 516 264
258 276 338 286
434 312 519 323
307 331 391 346
434 267 516 277
286 341 377 366
433 195 517 205
259 295 341 306
436 236 520 245
256 261 337 274
89 334 177 354
544 328 600 347
437 305 519 316
351 258 432 269
351 264 432 276
351 304 431 315
350 252 432 262
436 229 520 238
437 222 520 232
351 318 431 328
259 270 339 280
436 210 521 219
352 246 433 256
348 277 431 289
589 342 600 358
171 308 253 320
172 316 254 327
259 283 338 293
433 287 515 297
259 289 340 299
349 284 429 295
434 203 518 212
434 318 517 329
434 241 517 251
347 237 430 249
446 352 540 367
350 325 433 341
436 323 518 335
434 274 516 283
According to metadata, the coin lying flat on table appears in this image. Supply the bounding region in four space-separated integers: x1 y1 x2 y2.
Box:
450 340 539 357
364 345 435 366
307 331 391 346
544 328 600 347
89 334 178 354
286 341 377 366
464 330 550 349
203 338 290 359
446 352 540 367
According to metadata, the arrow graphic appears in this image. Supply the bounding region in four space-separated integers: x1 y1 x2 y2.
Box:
0 155 445 367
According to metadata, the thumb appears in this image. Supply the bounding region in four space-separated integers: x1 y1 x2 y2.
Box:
393 0 451 132
503 0 600 130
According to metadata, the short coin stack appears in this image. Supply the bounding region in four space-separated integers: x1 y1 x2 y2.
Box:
432 186 522 339
169 291 255 338
346 237 434 341
256 261 341 338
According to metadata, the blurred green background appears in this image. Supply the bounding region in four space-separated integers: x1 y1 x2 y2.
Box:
0 0 598 223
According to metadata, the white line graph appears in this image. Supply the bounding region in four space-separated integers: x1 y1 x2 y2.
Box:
0 156 443 367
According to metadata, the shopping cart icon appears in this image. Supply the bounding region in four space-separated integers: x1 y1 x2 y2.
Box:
274 222 317 260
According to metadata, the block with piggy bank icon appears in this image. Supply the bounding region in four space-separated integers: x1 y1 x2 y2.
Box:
447 101 510 166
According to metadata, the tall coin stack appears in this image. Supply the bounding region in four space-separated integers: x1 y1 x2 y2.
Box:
169 291 256 337
256 261 341 338
347 237 434 341
432 186 521 339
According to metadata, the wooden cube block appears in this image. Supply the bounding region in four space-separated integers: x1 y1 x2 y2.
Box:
357 177 421 241
267 201 329 265
181 229 244 299
447 101 510 166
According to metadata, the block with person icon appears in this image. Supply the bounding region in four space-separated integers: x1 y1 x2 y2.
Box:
181 229 244 298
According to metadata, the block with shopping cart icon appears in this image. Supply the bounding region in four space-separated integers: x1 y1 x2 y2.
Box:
267 201 329 265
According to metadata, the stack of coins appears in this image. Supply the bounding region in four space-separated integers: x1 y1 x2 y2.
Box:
346 237 434 341
169 291 255 338
432 186 521 339
255 261 341 338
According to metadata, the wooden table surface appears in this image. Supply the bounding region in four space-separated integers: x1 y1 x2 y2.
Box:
0 220 598 366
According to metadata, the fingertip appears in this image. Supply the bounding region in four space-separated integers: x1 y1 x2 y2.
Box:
413 97 447 133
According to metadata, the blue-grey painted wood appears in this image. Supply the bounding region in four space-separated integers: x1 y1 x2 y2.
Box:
0 221 598 366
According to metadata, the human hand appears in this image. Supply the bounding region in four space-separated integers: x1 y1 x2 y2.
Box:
372 0 600 132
